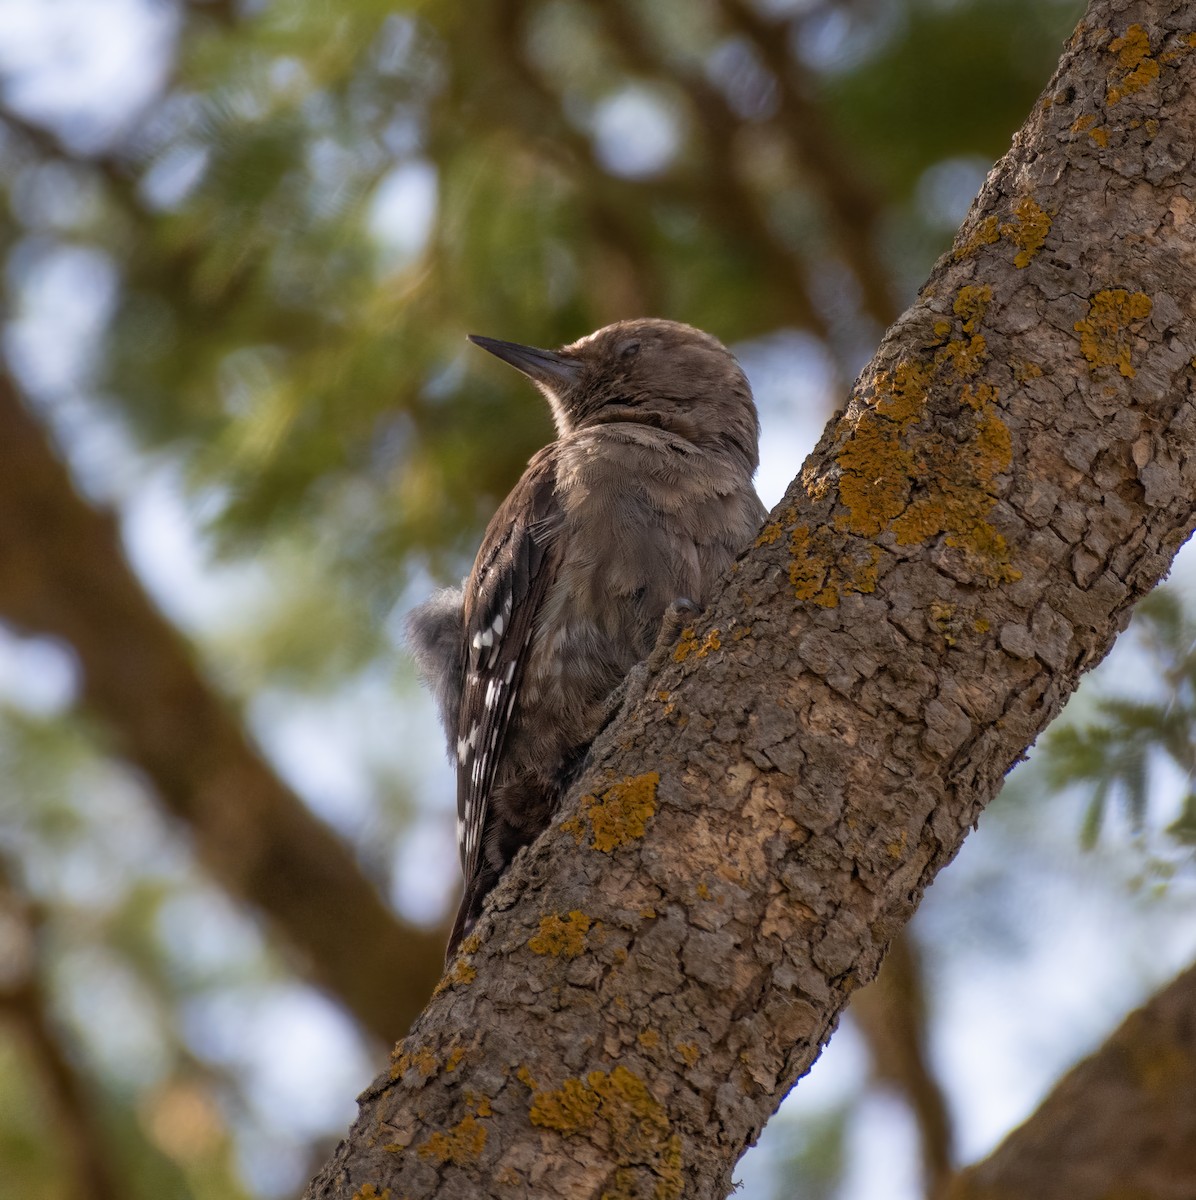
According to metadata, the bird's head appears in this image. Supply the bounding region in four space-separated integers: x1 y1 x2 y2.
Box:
468 318 760 474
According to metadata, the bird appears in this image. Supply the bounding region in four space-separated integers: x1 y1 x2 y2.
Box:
407 318 766 961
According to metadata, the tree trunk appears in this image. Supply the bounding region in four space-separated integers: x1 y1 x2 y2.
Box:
947 961 1196 1199
304 2 1196 1196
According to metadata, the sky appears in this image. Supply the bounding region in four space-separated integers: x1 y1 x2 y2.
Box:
3 3 1196 1199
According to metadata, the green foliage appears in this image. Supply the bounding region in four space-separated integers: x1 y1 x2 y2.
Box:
1042 588 1196 860
767 1102 851 1200
827 0 1082 194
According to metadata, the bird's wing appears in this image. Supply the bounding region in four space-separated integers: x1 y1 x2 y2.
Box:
456 446 562 886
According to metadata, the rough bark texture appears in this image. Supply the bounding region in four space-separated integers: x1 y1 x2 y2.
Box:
947 962 1196 1199
0 370 444 1045
307 3 1196 1196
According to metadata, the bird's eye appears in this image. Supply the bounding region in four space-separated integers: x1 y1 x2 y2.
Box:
620 340 641 360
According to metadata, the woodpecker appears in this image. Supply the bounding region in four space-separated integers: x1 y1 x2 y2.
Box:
407 319 766 960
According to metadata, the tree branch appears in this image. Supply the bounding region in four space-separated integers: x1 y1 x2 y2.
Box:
946 960 1196 1198
0 862 123 1200
851 929 954 1197
582 0 835 341
303 2 1196 1196
0 368 443 1044
717 0 899 326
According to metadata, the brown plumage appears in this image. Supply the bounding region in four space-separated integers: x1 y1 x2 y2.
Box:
407 319 766 960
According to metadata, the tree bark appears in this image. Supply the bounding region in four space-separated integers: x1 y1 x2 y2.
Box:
0 369 444 1045
947 961 1196 1199
304 3 1196 1197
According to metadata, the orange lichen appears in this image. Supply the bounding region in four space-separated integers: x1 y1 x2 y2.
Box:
637 1029 661 1050
527 1066 683 1200
390 1042 439 1081
959 382 998 410
952 214 1000 260
936 334 988 378
528 911 593 958
433 933 481 996
1070 112 1110 146
675 1042 700 1067
891 405 1017 582
1107 24 1159 104
1001 197 1051 268
788 525 880 608
1074 289 1153 377
832 284 1019 585
352 1186 391 1200
754 521 783 547
672 627 721 662
417 1114 487 1166
562 772 660 852
953 284 992 333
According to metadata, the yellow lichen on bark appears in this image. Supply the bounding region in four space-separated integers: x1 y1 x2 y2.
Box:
527 1066 683 1200
352 1186 391 1200
675 1043 700 1067
789 524 881 608
1070 113 1108 146
1074 289 1153 377
1107 24 1159 104
1001 197 1051 267
1070 113 1109 145
433 933 481 996
390 1043 439 1081
890 402 1018 583
563 773 660 852
672 627 721 662
831 284 1019 585
528 911 593 958
834 358 931 540
417 1114 488 1166
953 285 992 333
952 214 999 260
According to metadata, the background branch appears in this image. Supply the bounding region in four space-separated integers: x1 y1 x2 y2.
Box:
0 368 443 1044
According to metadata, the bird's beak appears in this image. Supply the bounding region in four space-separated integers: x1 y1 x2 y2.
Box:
467 335 582 390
